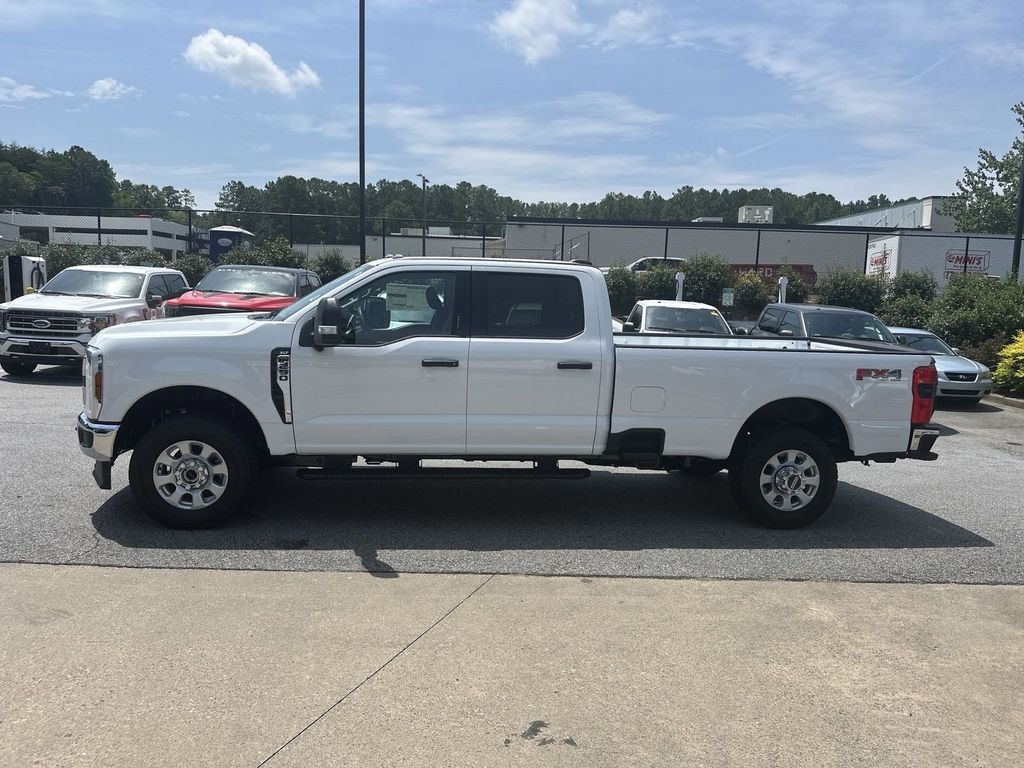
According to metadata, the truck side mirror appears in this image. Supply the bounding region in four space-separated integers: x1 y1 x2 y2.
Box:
363 296 391 330
314 297 343 347
146 293 163 309
733 326 748 335
896 334 907 344
621 321 637 333
778 329 794 337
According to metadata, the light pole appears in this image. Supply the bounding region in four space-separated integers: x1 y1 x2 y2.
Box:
358 0 366 264
416 173 429 257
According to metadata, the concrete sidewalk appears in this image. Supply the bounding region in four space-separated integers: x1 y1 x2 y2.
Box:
1 564 1021 767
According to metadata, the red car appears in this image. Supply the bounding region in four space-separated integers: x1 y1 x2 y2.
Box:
165 265 322 317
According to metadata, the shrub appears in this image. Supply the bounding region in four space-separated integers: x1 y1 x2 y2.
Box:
993 331 1024 396
959 334 1010 369
173 253 214 285
680 253 732 307
636 265 678 302
878 294 931 329
733 271 772 314
927 274 1024 348
777 265 808 303
604 266 638 316
888 271 937 302
816 268 886 313
310 248 352 283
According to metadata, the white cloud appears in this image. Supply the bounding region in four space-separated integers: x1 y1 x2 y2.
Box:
3 0 131 28
86 77 137 100
967 40 1024 68
490 0 584 64
183 28 320 96
0 76 57 102
593 5 665 49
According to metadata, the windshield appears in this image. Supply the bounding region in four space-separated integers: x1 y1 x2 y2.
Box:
900 333 955 355
274 262 378 321
196 267 297 296
40 268 144 299
804 312 897 344
645 306 731 334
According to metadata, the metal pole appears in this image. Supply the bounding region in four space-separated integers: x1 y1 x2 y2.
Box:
756 228 762 270
560 224 565 261
963 235 971 274
419 175 428 256
187 208 193 254
862 233 869 273
358 0 366 264
1012 149 1024 279
289 213 294 247
382 218 387 258
586 231 590 262
481 222 486 257
663 227 669 260
96 208 102 245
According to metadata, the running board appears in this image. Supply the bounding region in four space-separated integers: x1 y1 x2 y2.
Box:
296 466 591 480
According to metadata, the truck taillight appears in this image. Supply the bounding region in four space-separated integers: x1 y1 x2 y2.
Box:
911 364 937 425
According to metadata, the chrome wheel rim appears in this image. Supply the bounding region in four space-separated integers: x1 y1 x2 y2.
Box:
759 449 820 512
152 440 229 510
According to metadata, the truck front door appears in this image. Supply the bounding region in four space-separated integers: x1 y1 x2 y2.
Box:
290 268 470 454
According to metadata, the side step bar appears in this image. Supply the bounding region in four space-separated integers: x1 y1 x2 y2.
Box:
296 466 591 480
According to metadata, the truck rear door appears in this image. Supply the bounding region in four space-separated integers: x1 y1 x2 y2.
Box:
466 268 604 454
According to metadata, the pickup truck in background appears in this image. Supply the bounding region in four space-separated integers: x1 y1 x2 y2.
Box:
77 258 940 530
0 265 188 376
164 264 321 317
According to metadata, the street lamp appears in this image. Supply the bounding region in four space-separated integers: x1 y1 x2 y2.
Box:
416 173 429 257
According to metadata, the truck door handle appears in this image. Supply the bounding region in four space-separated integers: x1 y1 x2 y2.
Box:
557 361 593 370
422 359 460 368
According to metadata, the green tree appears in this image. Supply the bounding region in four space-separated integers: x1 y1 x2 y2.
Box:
680 253 732 306
310 249 352 283
603 266 638 316
888 271 938 302
636 265 678 302
816 269 886 313
733 271 772 314
878 295 931 329
927 274 1024 348
221 237 307 269
944 102 1024 234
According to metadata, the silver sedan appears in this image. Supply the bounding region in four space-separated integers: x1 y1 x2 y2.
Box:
890 327 994 403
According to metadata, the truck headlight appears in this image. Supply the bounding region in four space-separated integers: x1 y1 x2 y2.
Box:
0 309 6 332
979 368 993 381
86 346 104 404
89 314 117 334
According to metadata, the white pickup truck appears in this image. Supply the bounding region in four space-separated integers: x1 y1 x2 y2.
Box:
77 258 940 530
0 264 189 376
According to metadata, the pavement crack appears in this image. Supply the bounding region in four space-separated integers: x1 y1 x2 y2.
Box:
62 532 103 565
254 573 495 767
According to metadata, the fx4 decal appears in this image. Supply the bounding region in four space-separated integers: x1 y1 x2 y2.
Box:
856 368 902 381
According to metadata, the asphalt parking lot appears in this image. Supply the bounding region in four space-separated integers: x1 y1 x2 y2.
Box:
2 366 1023 584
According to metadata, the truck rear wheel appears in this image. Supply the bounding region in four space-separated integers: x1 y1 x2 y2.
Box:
729 428 837 529
1 357 37 376
128 414 256 529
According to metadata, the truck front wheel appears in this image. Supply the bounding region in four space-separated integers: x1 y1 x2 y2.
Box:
0 357 37 376
128 414 256 529
730 428 838 529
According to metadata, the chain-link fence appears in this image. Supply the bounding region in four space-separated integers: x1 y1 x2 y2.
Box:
1 206 1019 290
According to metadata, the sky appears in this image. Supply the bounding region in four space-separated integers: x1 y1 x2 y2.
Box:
1 0 1023 210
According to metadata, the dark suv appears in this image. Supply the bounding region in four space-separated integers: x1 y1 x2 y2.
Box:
751 303 898 344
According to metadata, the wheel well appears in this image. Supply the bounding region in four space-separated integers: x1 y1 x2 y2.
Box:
114 386 267 457
730 398 851 462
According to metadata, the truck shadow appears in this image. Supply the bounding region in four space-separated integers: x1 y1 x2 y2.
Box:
89 469 993 569
0 367 81 387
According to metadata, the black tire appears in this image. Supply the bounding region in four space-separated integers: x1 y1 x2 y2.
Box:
129 414 257 529
675 459 726 476
1 357 37 376
729 428 838 529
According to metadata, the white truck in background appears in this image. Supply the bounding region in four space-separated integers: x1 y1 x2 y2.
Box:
0 265 188 376
77 258 940 530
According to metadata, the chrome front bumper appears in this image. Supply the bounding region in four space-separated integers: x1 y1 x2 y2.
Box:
2 336 88 360
937 377 993 398
77 412 119 462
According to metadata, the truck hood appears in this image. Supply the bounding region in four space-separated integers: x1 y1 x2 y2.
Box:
94 313 261 343
165 291 297 312
0 292 140 314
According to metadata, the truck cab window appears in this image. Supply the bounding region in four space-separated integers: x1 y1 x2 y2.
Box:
474 273 584 339
337 271 459 345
